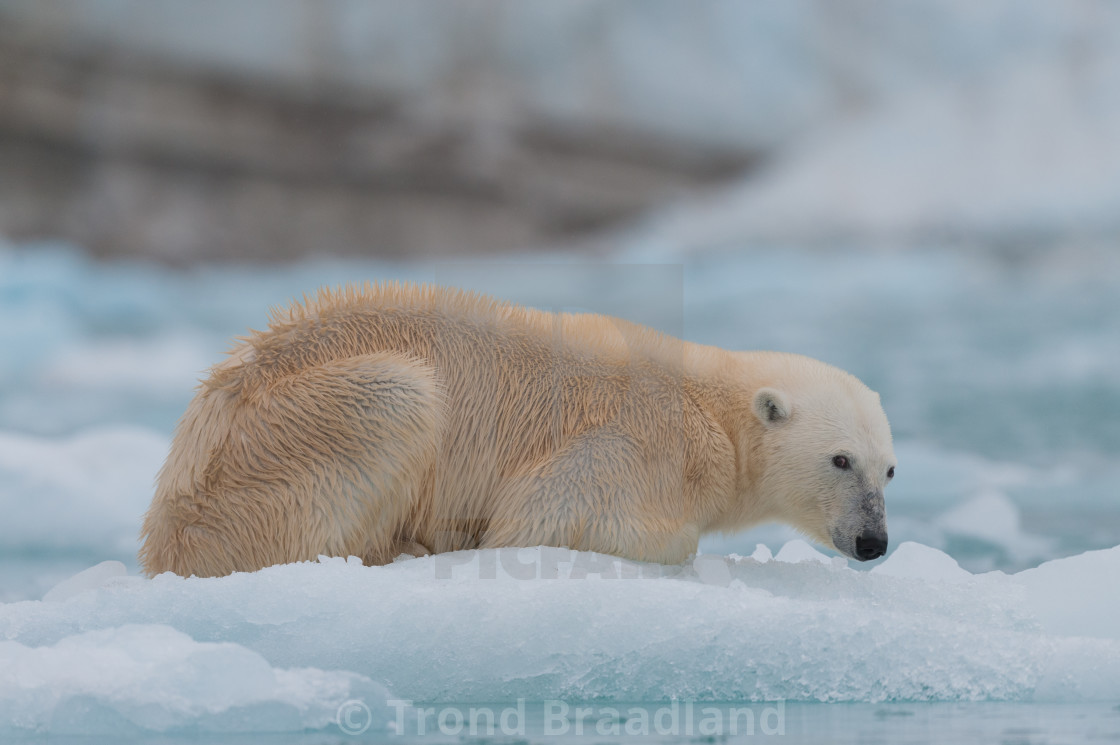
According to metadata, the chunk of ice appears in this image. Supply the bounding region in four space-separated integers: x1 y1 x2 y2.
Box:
4 542 1117 717
43 560 129 602
871 542 972 584
1016 546 1120 641
0 624 394 735
774 539 831 564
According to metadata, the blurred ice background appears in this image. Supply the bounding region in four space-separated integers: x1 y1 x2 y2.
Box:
1 0 1119 738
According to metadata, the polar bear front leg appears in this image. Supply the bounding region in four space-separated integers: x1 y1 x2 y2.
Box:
481 426 698 564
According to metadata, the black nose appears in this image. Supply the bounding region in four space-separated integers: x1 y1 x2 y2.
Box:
855 533 888 561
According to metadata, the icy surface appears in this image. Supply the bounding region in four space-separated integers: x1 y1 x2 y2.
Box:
42 560 128 603
871 542 971 584
0 624 392 736
1017 547 1120 641
772 539 833 565
0 543 1117 736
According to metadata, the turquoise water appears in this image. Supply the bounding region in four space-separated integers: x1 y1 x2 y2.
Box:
6 702 1119 742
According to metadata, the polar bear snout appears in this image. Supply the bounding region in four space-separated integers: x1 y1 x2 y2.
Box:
854 531 888 561
827 489 889 561
854 489 888 561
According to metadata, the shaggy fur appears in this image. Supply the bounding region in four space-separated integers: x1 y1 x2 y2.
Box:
140 282 895 577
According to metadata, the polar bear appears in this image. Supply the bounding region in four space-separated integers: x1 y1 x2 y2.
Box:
140 283 895 577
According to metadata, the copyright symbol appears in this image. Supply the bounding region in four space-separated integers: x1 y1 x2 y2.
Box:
337 699 372 735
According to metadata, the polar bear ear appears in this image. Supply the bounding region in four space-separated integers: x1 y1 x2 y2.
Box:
753 387 791 426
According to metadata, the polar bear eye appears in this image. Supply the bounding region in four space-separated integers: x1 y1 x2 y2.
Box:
832 455 851 470
887 466 895 479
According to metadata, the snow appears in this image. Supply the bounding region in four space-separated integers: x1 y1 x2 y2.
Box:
1017 547 1120 641
42 561 128 603
749 544 773 563
0 543 1118 736
0 624 393 735
773 539 834 565
871 542 971 584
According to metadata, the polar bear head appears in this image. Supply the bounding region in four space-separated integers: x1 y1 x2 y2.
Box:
747 354 896 561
